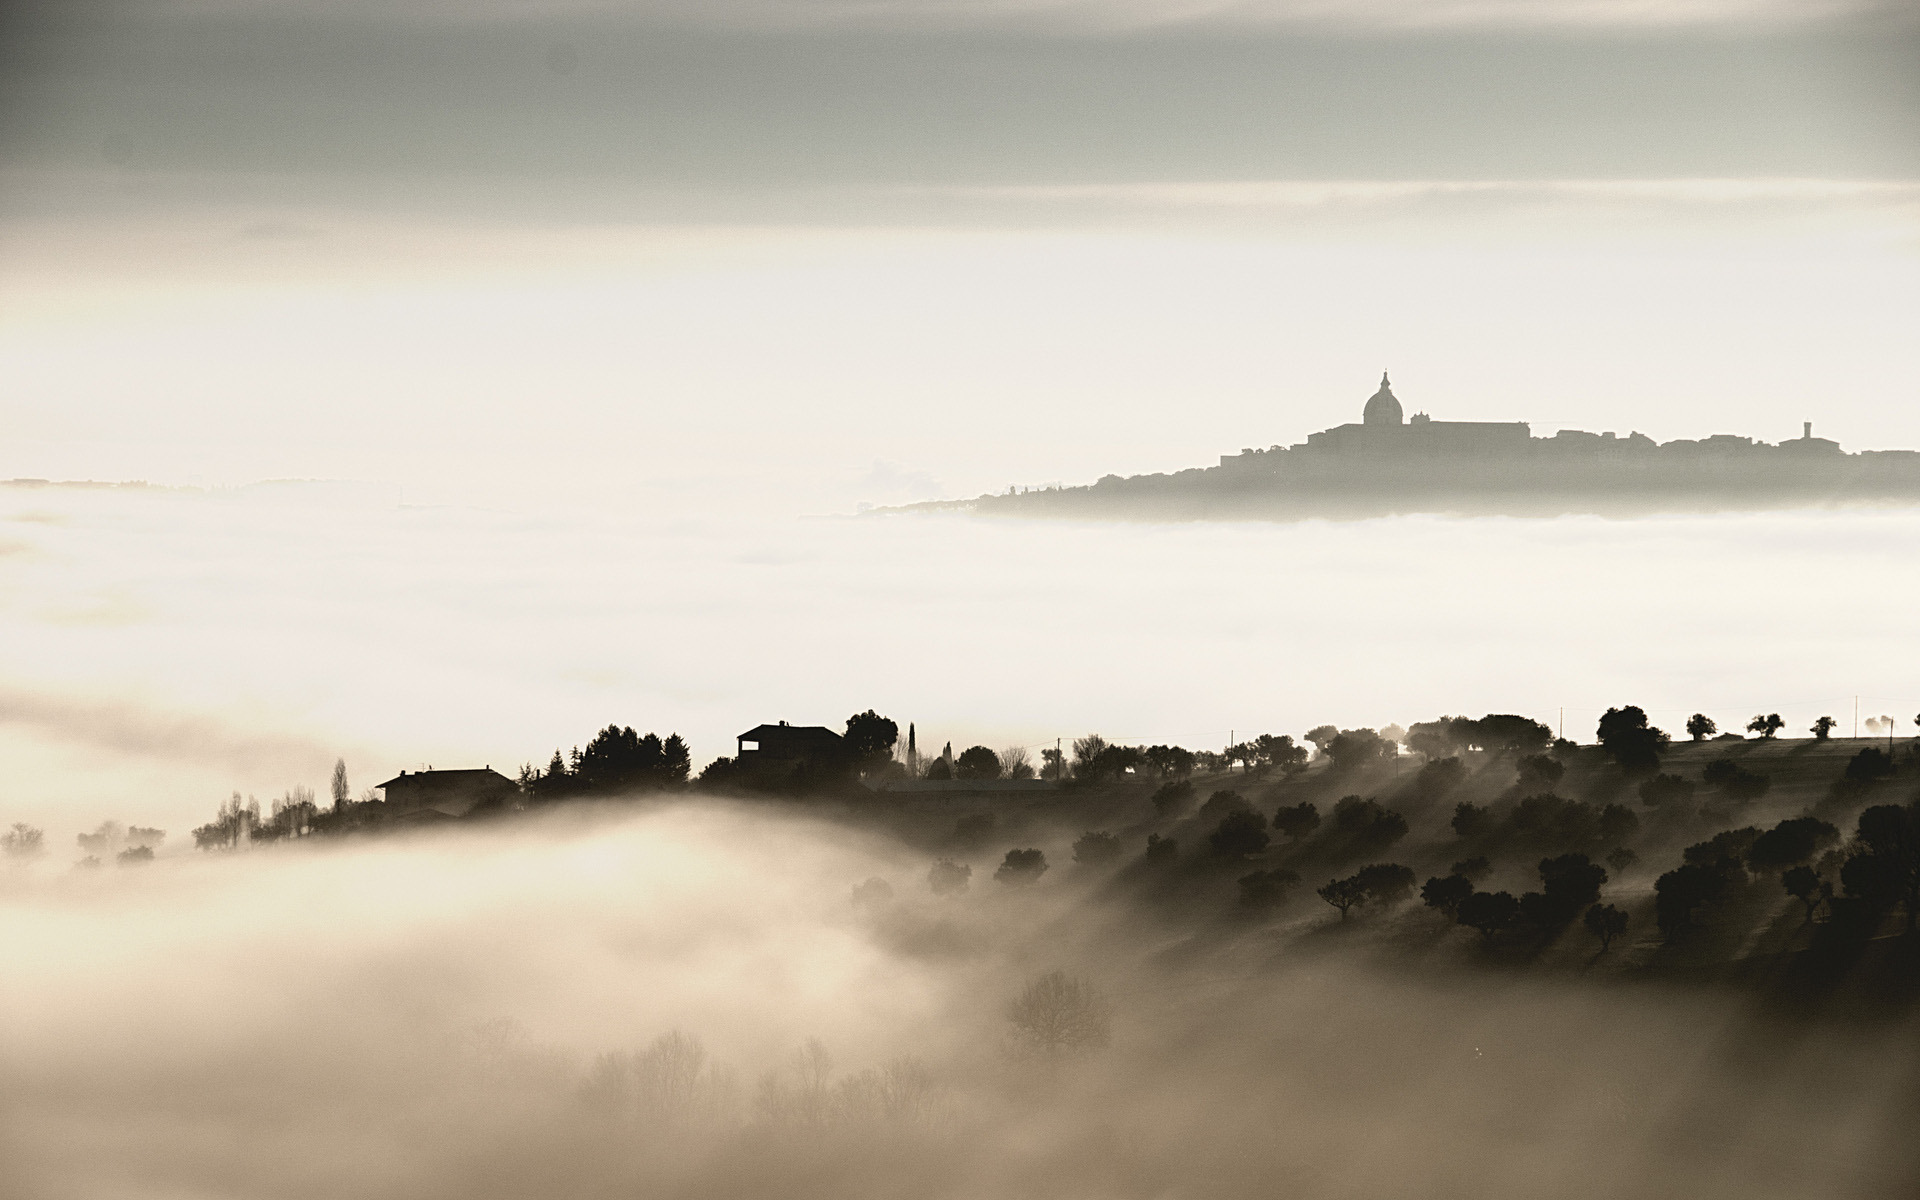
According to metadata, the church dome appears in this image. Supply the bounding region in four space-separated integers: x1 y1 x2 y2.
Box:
1362 372 1403 426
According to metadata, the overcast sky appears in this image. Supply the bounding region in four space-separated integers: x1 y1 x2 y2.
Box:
2 1 1917 824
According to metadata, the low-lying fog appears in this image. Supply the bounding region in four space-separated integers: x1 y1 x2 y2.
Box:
2 800 1913 1200
3 486 1917 840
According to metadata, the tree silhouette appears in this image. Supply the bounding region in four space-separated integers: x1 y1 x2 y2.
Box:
1144 833 1177 861
1655 863 1730 937
1842 748 1896 784
1704 758 1771 802
1746 713 1785 740
1810 716 1836 741
330 759 350 811
927 858 971 895
1209 810 1270 857
1781 865 1825 921
994 848 1049 886
1142 745 1197 778
1685 713 1717 742
1638 772 1696 809
1747 817 1839 872
955 746 1002 781
1317 876 1367 920
1072 831 1121 865
1456 890 1520 939
1844 803 1920 931
1408 755 1465 803
1151 780 1195 816
1451 802 1493 837
1251 734 1308 773
1271 802 1321 842
1331 796 1408 853
1353 862 1416 905
1 823 45 860
1450 855 1492 882
844 711 899 771
1596 706 1670 774
1515 753 1563 792
1327 729 1393 771
1539 853 1608 910
571 725 691 794
1421 873 1474 917
1584 904 1628 951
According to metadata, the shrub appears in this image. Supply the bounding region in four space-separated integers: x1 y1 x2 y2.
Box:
927 859 972 895
994 848 1049 886
1072 831 1122 865
1638 773 1696 809
1150 779 1195 816
1272 802 1321 841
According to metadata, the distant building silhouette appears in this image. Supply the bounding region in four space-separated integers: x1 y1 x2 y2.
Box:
930 371 1920 520
378 767 516 818
737 721 844 768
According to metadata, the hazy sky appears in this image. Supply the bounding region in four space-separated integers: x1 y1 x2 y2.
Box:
1 0 1917 836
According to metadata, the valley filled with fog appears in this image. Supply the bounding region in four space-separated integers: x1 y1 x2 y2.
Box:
4 798 1916 1200
0 485 1914 838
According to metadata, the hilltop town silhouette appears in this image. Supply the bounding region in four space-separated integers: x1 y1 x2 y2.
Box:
915 374 1920 521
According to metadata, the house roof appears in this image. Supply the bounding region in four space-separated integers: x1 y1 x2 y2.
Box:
737 724 842 742
376 767 515 790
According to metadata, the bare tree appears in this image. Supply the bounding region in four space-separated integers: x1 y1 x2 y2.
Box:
1 823 45 860
1006 970 1111 1057
331 758 351 810
1000 746 1034 780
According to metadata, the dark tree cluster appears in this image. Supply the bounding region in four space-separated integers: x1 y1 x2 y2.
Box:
533 725 691 800
1072 831 1122 865
1514 753 1564 793
1638 772 1697 810
1324 729 1395 772
1448 854 1617 943
1324 796 1408 857
1702 757 1771 803
1840 802 1920 933
1406 714 1553 760
1209 809 1270 858
1460 793 1636 854
1271 801 1322 842
1317 863 1415 919
1596 706 1670 775
1407 756 1467 803
995 848 1049 886
1150 779 1195 816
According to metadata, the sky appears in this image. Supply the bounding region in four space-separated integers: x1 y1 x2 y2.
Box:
1 0 1917 839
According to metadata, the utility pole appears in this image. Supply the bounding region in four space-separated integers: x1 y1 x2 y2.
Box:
1854 696 1859 740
